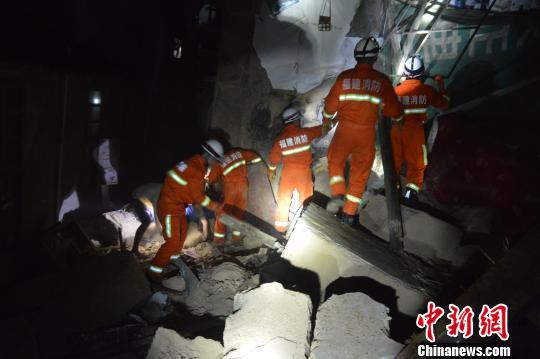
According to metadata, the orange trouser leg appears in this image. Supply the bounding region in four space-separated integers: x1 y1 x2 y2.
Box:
151 202 187 272
403 125 427 190
391 125 404 182
275 168 312 232
343 126 376 216
215 181 249 240
327 125 354 196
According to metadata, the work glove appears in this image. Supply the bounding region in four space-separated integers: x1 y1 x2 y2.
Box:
322 121 332 136
267 168 276 181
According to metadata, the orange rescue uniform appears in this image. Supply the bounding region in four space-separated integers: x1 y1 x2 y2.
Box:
150 154 220 274
207 149 262 241
324 63 403 215
268 123 322 232
392 78 449 191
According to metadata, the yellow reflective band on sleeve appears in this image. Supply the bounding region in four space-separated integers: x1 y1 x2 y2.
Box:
404 108 428 114
275 220 289 227
223 160 246 175
149 265 163 274
323 111 337 119
406 183 420 192
345 194 363 204
282 144 311 156
201 196 211 207
443 95 451 101
165 214 172 238
329 175 345 185
214 232 225 238
268 165 277 170
339 94 381 104
250 157 262 164
170 254 180 260
422 144 428 166
167 170 188 186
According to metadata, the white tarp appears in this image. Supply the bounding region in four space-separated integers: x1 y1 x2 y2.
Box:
254 0 361 93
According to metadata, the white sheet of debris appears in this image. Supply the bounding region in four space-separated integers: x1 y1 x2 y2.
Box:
146 327 223 359
183 262 255 317
309 293 403 359
223 282 312 359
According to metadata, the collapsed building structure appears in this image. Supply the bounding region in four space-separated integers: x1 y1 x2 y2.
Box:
2 0 540 358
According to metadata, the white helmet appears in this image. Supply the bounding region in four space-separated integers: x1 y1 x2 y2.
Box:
354 37 380 59
403 55 425 78
202 139 224 161
281 107 301 124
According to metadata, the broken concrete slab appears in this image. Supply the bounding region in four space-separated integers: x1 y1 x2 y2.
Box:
309 293 403 359
220 214 280 250
223 282 312 359
146 327 223 359
140 292 173 323
182 262 254 318
283 204 450 316
358 194 469 265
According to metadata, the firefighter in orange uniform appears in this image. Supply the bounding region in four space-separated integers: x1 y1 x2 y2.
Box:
148 140 224 290
268 107 323 233
324 37 403 224
392 55 450 203
206 148 263 243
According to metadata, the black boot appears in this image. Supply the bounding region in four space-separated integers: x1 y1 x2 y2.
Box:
403 187 419 204
340 213 355 226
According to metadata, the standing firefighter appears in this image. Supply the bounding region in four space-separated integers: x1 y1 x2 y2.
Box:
392 55 450 203
324 36 403 224
148 140 224 290
206 148 263 243
268 107 322 233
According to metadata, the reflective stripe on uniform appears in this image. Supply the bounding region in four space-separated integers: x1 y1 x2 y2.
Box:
170 254 180 260
201 196 211 207
250 157 262 164
268 165 277 170
422 144 428 166
323 111 337 119
404 108 428 114
165 214 172 238
406 183 420 191
167 170 188 186
282 144 311 156
223 160 246 175
329 175 345 185
214 232 225 238
338 94 381 104
443 95 451 101
232 230 241 236
275 220 289 227
345 194 363 204
149 265 163 274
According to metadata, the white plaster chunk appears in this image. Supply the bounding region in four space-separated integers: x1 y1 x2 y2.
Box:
223 282 312 359
146 327 223 359
309 293 403 359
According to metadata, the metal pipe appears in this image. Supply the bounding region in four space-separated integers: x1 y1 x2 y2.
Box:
378 117 404 250
56 72 69 217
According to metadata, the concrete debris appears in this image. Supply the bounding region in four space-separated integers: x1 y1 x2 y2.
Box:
183 242 221 261
220 214 278 250
236 248 269 268
283 204 442 316
184 262 254 317
162 276 186 292
223 282 312 359
309 293 403 359
146 327 223 359
141 292 171 322
451 206 495 234
359 194 469 265
184 221 207 248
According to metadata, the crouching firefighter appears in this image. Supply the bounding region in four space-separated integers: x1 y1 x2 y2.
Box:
267 107 323 234
324 36 403 225
392 55 450 203
206 147 263 244
148 139 224 290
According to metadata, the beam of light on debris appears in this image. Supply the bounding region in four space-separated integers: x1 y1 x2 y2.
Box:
58 189 80 221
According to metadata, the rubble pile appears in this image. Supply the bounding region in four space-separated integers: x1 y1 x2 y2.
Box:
146 327 223 359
